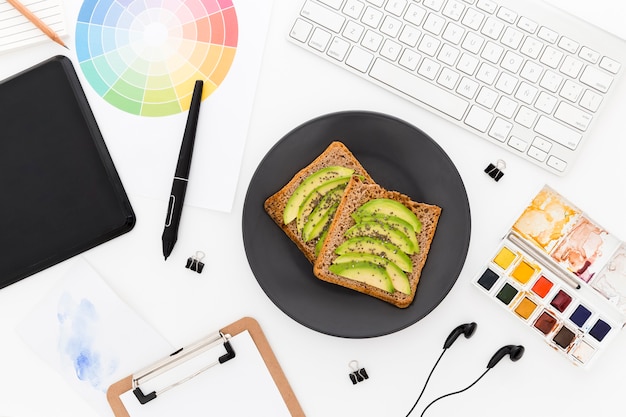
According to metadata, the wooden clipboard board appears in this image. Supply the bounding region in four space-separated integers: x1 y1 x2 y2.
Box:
107 317 305 416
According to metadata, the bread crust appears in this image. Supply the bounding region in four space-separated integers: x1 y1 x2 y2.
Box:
264 141 375 262
313 177 441 308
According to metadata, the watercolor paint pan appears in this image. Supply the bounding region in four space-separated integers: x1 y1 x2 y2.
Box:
475 238 622 368
474 185 626 368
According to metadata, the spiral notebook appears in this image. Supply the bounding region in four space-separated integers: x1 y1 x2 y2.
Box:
107 317 305 417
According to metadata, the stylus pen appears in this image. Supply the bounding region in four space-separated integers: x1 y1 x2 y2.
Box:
162 80 203 260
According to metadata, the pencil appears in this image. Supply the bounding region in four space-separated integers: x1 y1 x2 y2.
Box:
6 0 68 49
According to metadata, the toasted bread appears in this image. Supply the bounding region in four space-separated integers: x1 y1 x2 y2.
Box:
313 177 441 308
264 141 375 262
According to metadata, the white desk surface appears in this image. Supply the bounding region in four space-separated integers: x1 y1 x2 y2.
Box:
2 1 626 416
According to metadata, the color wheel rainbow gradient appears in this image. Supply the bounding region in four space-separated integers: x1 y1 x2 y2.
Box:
76 0 238 117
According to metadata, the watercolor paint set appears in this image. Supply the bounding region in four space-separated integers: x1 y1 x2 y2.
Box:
474 185 626 367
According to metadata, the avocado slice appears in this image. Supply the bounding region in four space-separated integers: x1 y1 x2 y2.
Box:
344 221 415 254
353 198 421 233
352 214 419 252
334 253 411 294
315 228 329 257
335 236 412 272
283 166 354 224
328 261 395 293
304 201 339 242
297 179 347 235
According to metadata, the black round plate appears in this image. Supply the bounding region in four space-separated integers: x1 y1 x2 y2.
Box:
242 111 471 338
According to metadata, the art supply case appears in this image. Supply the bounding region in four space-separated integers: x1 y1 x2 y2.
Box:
0 55 135 289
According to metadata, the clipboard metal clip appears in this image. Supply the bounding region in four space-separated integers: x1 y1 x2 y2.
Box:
132 331 235 404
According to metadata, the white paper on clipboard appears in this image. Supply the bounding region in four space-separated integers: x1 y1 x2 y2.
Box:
118 330 292 416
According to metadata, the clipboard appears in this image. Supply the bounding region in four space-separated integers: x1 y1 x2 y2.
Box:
107 317 305 417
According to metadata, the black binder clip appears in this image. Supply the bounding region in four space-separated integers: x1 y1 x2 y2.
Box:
484 159 506 182
185 251 205 273
348 360 369 385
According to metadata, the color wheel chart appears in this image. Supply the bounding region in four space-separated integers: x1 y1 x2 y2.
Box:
76 0 238 117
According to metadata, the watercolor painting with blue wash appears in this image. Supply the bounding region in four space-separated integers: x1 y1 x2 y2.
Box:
57 293 119 392
17 258 172 417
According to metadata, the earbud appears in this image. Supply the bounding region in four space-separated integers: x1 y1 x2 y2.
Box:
443 322 477 349
486 345 525 369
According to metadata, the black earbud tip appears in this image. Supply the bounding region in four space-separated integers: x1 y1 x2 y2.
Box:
511 345 525 361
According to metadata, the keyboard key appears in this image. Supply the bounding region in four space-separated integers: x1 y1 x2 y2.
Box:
547 155 567 172
515 106 537 128
423 0 445 12
442 22 465 44
559 56 583 78
346 46 374 72
599 56 621 74
559 79 583 102
438 67 461 88
579 90 603 112
309 27 332 51
465 105 493 132
537 27 558 44
343 20 365 42
535 116 582 150
362 6 383 28
528 145 548 162
343 0 365 19
520 37 544 60
496 7 517 24
580 66 613 93
501 27 523 49
438 44 461 65
540 47 563 69
476 0 497 14
442 0 465 21
302 1 345 32
558 36 578 54
476 86 499 108
319 0 344 9
495 72 518 94
418 34 441 56
399 24 421 47
369 59 469 119
385 0 408 16
423 13 447 35
579 47 600 64
404 4 427 26
362 30 383 51
380 38 402 61
495 96 517 118
328 37 351 60
418 58 441 79
291 18 313 42
534 91 557 114
508 136 528 152
517 16 537 33
399 49 422 70
554 102 592 131
501 51 523 73
481 17 504 40
462 8 484 30
489 117 513 142
380 15 403 37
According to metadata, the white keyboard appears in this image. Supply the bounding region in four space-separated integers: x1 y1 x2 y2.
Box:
288 0 626 175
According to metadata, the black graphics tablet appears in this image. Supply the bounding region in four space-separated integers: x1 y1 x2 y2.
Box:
0 56 135 289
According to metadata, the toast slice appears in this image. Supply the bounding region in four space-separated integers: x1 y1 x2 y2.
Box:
313 177 441 308
264 141 375 263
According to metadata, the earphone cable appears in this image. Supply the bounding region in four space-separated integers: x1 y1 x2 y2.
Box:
419 368 491 417
405 348 447 417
